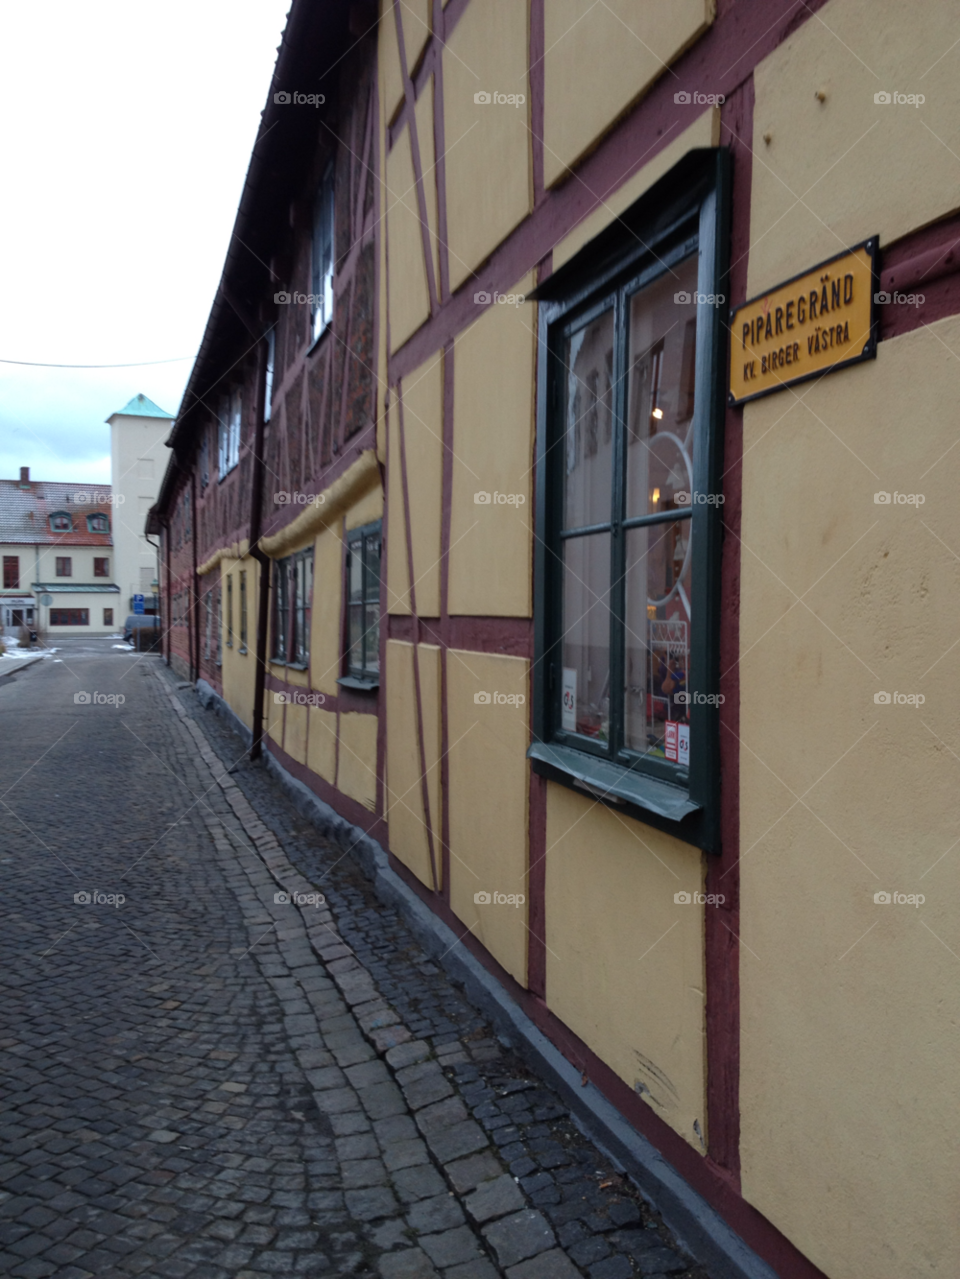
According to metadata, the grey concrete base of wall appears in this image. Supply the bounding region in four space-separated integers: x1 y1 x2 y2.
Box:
193 680 777 1279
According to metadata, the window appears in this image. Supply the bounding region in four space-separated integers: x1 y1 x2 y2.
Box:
3 556 18 589
239 570 247 652
86 512 109 533
201 426 210 489
103 608 114 626
264 328 276 422
50 609 89 625
94 557 109 578
531 153 727 849
226 574 233 647
272 549 313 665
218 391 241 477
204 587 213 659
49 511 72 532
311 162 335 342
55 557 72 577
216 582 222 665
343 522 381 687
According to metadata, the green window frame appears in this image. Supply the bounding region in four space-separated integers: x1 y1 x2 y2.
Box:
340 520 381 689
530 151 729 851
272 549 313 667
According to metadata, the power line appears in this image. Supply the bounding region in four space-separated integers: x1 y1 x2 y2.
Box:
0 355 194 369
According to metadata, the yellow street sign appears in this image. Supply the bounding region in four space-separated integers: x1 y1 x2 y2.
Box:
728 239 878 405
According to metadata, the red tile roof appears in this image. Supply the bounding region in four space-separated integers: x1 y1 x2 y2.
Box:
0 480 115 546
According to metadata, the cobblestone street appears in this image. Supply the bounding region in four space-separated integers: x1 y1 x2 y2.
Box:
0 644 713 1279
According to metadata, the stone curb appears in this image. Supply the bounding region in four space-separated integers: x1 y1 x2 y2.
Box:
187 674 777 1279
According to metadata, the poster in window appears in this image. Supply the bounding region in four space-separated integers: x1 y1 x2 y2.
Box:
561 668 577 732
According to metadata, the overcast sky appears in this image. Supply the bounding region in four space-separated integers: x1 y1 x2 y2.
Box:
0 0 292 484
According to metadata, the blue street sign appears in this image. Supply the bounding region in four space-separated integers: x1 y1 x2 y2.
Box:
133 594 145 615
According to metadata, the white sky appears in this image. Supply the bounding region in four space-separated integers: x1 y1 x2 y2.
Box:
0 0 292 483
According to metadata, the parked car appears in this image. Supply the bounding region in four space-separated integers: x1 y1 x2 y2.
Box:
123 615 161 649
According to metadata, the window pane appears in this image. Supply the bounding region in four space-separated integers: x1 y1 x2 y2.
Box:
348 602 364 671
625 254 699 518
364 533 380 602
623 519 693 759
349 542 363 602
562 309 614 532
560 531 611 743
363 604 380 674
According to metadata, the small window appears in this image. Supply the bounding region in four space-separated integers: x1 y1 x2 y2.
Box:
94 557 109 578
87 512 109 533
343 522 381 686
226 574 233 647
264 328 276 423
218 391 241 476
51 609 89 625
55 557 72 577
50 512 72 532
103 608 114 626
216 581 222 665
204 588 213 660
311 162 335 342
272 549 313 665
3 556 19 590
239 570 248 652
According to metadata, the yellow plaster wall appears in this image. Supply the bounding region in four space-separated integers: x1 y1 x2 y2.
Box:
443 0 531 294
385 640 443 889
380 0 404 125
416 80 440 297
283 700 308 765
345 484 384 531
218 557 259 731
387 125 431 350
310 527 343 698
738 319 960 1278
446 650 529 986
386 355 444 616
263 689 283 749
552 109 720 269
545 784 706 1148
449 276 535 616
750 0 960 294
306 705 338 784
337 712 379 811
543 0 714 188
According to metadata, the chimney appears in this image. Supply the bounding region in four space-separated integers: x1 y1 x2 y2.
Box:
19 466 30 487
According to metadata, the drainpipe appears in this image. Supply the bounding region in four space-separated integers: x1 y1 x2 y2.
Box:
248 330 271 761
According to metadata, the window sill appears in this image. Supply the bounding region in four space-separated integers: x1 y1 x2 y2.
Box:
271 660 309 671
238 646 247 655
337 675 379 692
527 740 700 823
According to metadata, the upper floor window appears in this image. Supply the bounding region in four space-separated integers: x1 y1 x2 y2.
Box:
531 153 728 851
342 522 381 688
311 162 335 342
200 424 210 489
264 327 276 422
226 574 234 647
55 557 72 577
86 512 109 533
239 569 248 653
49 511 72 532
94 557 109 578
3 556 19 589
218 391 241 477
272 549 313 666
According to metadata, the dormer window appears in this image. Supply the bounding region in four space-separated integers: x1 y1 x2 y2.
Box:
86 512 109 533
49 512 72 532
